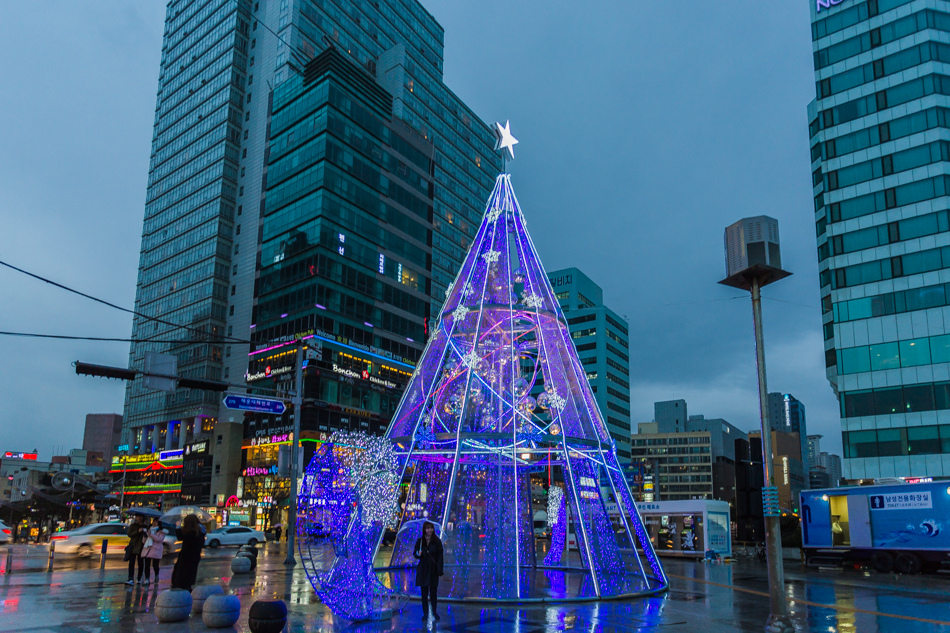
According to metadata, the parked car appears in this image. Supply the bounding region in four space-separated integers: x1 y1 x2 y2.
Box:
205 526 266 549
0 521 11 544
50 522 179 558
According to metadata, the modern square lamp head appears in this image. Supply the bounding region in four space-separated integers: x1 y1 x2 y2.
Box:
719 216 792 290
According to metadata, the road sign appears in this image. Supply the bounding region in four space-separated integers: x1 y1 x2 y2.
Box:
223 394 287 414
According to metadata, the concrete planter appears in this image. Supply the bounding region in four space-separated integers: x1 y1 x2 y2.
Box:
230 555 252 574
155 588 192 623
202 594 241 628
248 600 288 633
191 584 224 614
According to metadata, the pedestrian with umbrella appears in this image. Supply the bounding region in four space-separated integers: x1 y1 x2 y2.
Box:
140 517 166 586
125 514 147 585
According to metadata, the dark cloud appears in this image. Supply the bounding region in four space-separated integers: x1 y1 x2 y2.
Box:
0 1 840 457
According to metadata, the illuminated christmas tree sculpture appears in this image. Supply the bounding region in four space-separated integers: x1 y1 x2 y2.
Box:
375 128 667 600
299 124 667 610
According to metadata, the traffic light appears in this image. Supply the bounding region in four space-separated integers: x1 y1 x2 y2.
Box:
177 377 229 392
75 362 137 381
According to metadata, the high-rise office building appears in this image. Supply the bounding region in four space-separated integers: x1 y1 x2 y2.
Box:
806 433 823 469
547 268 632 460
810 0 950 480
82 413 123 464
766 392 809 483
818 450 843 485
632 400 747 505
123 0 501 505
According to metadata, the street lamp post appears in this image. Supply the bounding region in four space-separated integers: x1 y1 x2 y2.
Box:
719 216 793 632
283 341 306 566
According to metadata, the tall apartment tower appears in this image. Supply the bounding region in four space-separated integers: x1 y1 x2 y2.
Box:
810 0 950 480
124 0 501 503
546 268 632 460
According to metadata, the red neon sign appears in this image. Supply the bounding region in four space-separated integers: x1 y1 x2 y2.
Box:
3 452 37 460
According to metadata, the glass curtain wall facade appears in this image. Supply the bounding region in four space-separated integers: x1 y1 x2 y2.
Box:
126 0 501 503
811 0 950 479
546 267 633 460
124 0 253 469
239 48 435 526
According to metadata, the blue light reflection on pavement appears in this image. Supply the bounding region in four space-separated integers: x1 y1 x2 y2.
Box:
1 544 950 632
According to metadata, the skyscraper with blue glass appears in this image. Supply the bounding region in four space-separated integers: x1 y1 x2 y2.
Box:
123 0 501 504
811 0 950 480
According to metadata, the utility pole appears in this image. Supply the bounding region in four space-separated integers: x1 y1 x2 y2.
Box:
719 216 793 633
283 341 306 566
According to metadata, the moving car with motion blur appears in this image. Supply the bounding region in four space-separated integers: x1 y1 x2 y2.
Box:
205 526 266 548
50 522 179 558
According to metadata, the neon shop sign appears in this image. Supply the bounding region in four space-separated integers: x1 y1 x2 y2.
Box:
243 465 279 477
816 0 847 11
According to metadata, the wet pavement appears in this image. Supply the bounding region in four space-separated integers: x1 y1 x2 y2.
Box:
1 542 949 632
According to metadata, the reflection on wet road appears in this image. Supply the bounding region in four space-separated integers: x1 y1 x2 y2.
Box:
1 543 949 631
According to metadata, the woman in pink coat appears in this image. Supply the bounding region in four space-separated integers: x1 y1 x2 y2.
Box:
140 518 166 586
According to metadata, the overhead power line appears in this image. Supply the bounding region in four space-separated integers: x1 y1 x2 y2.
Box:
0 259 253 345
0 331 210 344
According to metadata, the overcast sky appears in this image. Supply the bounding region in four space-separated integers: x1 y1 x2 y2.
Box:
0 1 833 459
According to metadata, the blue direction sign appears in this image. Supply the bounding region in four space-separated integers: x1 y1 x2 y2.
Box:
223 394 287 414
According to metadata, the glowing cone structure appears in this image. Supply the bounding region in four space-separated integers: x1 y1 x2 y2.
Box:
376 174 668 601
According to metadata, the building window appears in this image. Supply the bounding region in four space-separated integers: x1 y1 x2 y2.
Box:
215 464 221 474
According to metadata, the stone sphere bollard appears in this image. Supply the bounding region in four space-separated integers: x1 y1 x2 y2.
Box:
191 584 224 614
155 588 193 623
202 594 241 628
230 554 252 574
248 599 288 633
239 544 259 559
236 551 257 570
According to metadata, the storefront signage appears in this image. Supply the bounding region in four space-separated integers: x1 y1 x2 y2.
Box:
243 465 279 477
254 425 292 439
113 451 182 465
870 491 932 510
331 364 398 389
903 477 933 484
185 441 208 456
246 365 293 382
816 0 846 11
247 433 290 447
3 452 38 460
637 503 661 511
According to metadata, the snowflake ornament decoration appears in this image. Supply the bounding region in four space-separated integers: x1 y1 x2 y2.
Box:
452 304 470 322
522 293 544 309
486 206 504 223
482 250 500 265
462 350 481 369
547 391 567 412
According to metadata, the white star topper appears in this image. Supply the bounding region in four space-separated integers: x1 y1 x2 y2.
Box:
493 120 518 160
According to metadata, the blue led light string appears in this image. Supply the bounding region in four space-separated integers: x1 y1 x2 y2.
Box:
438 180 506 539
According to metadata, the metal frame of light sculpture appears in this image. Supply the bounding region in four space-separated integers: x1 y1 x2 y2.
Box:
373 173 668 601
297 431 405 621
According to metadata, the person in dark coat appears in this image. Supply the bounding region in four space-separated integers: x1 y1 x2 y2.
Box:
125 515 147 585
171 514 205 592
413 521 444 621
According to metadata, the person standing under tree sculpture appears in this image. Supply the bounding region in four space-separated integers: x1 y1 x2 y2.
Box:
171 514 205 591
140 517 166 586
413 521 444 621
